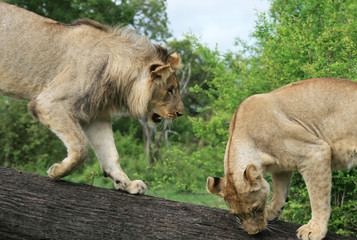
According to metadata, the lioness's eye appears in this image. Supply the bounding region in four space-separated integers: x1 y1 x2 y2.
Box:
168 87 174 94
251 206 263 215
252 207 259 214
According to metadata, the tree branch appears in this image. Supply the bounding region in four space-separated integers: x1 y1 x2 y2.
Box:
0 167 356 240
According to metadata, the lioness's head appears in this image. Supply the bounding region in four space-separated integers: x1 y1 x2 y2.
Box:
207 164 270 235
147 51 184 126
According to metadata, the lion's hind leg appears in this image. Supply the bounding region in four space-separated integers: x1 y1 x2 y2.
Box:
29 97 89 179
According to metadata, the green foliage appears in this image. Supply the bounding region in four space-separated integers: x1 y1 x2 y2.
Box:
186 37 265 181
133 0 171 41
329 169 357 236
149 144 223 192
249 0 357 86
0 97 65 170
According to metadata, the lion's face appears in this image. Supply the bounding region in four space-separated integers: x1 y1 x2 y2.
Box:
147 61 184 126
207 164 270 235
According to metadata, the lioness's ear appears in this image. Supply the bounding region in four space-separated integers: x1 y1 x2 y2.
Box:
243 164 262 191
149 63 173 82
207 176 225 197
168 52 181 70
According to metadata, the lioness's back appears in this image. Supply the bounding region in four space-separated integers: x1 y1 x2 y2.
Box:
263 78 357 170
237 78 356 170
270 78 356 127
272 78 356 109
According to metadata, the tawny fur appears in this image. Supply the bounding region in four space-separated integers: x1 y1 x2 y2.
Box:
0 2 184 194
207 78 357 240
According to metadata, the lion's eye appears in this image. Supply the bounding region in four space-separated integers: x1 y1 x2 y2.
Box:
168 87 174 95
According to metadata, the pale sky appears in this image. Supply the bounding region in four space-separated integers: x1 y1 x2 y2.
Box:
166 0 271 52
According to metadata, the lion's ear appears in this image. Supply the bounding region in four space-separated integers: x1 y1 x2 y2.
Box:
168 52 181 70
149 63 173 82
243 164 262 191
207 176 225 197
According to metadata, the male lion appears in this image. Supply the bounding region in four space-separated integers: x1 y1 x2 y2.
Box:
207 78 357 240
0 2 184 194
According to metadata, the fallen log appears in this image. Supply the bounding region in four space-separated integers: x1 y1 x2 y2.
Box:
0 166 355 240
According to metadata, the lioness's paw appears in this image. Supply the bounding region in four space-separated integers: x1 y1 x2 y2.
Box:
266 206 284 221
297 223 327 240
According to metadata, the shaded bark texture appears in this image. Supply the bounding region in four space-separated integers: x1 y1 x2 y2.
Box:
0 167 356 240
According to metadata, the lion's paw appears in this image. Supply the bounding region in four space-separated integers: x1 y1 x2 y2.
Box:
113 177 147 195
297 222 327 240
113 178 128 190
125 180 147 195
47 163 62 179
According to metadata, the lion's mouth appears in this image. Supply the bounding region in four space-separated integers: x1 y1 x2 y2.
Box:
152 113 163 123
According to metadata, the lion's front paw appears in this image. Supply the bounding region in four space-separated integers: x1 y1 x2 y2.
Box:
125 180 147 195
113 178 147 195
47 163 62 179
113 178 129 190
297 222 327 240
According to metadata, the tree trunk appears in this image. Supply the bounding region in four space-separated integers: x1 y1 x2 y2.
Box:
0 167 355 240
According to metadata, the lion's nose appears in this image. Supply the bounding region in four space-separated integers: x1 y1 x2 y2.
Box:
176 101 184 117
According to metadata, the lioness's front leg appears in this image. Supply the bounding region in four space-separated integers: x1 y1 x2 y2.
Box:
266 171 293 221
83 118 147 194
297 144 332 240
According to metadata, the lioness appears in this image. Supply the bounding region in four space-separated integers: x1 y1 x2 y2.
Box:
0 2 184 194
207 78 357 240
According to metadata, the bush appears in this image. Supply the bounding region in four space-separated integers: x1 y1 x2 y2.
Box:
0 97 65 171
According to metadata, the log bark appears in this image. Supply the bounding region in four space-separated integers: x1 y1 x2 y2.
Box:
0 166 355 240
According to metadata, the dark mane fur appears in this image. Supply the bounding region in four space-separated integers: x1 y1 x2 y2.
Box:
155 45 174 63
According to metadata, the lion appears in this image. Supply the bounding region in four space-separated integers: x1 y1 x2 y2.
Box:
207 78 357 240
0 2 184 194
